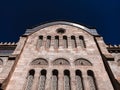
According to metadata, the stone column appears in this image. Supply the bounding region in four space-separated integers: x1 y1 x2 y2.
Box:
45 69 51 90
71 69 76 90
59 36 63 50
68 37 72 49
76 36 81 49
82 70 90 90
41 36 46 50
32 70 39 90
58 69 64 90
50 36 55 51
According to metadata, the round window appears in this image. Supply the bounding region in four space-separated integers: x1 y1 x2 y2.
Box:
56 28 66 34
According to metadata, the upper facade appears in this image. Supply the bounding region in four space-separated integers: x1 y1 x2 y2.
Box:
0 21 119 90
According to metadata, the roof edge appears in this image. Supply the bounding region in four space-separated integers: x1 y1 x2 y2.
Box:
24 21 99 36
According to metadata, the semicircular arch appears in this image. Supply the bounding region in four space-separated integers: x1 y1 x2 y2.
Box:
74 58 92 66
30 58 48 65
52 58 70 65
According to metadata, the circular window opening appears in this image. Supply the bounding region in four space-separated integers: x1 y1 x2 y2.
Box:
56 28 66 34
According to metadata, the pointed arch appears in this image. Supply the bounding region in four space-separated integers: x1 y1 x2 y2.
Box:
31 58 48 65
74 58 92 66
53 58 70 65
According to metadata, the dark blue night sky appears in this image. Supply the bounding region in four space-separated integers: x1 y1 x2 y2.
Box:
0 0 120 45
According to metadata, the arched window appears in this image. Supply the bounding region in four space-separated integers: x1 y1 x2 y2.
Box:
53 58 70 65
117 59 120 66
54 36 59 48
64 70 71 90
38 69 47 90
71 36 77 48
75 70 84 90
31 58 48 65
46 36 51 48
51 69 58 90
39 36 43 47
79 36 86 48
63 36 68 48
0 83 2 90
0 59 3 65
74 58 92 66
25 69 35 90
87 70 97 90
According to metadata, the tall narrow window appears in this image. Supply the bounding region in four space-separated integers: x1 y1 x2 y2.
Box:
25 69 35 90
0 59 3 65
54 36 59 48
79 36 85 48
51 70 58 90
71 36 77 48
87 70 97 90
63 36 68 48
64 70 71 90
0 83 2 90
38 69 47 90
39 36 43 47
76 70 84 90
117 59 120 66
46 36 51 48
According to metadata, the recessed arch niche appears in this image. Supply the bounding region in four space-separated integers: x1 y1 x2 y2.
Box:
30 58 48 65
74 58 92 66
52 58 70 65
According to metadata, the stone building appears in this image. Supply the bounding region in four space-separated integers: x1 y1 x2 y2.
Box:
0 21 120 90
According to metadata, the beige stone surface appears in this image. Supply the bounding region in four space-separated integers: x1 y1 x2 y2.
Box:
0 22 119 90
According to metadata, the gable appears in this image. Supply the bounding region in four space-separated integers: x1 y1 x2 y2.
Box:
24 21 99 36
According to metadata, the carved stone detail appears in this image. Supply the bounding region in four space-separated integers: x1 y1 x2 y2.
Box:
31 58 48 65
74 59 92 66
53 58 70 65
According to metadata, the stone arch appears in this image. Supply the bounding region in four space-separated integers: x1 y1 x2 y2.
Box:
79 35 86 48
87 70 97 90
52 58 70 65
25 69 35 90
51 69 58 90
74 58 92 66
31 58 48 65
38 69 47 90
0 58 3 65
75 70 84 90
64 70 71 90
71 35 77 48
